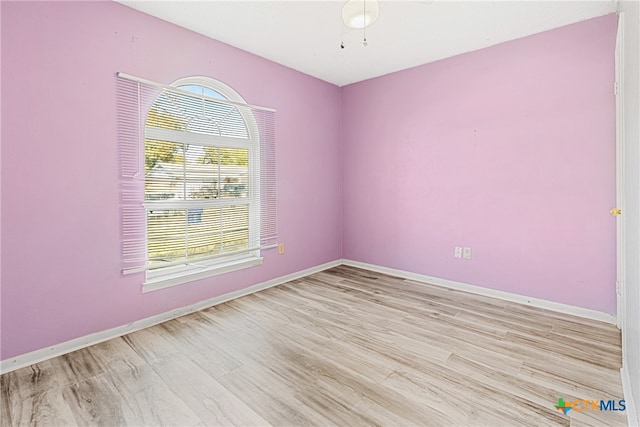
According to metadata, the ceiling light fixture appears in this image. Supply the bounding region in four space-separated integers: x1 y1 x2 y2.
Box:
341 0 378 48
342 0 379 29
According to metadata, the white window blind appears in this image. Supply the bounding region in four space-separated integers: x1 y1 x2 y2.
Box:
116 72 276 283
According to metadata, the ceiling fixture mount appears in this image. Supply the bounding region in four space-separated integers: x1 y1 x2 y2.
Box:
340 0 378 49
342 0 379 29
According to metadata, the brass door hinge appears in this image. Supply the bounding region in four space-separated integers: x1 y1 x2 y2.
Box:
610 208 622 216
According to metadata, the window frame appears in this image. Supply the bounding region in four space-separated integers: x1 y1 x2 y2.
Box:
142 76 262 292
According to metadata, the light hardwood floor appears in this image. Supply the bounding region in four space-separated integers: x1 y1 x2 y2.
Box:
1 265 626 426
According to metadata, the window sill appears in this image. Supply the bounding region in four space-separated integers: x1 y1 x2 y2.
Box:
142 256 263 293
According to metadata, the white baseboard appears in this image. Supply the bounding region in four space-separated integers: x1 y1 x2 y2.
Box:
341 259 617 324
0 260 342 374
621 366 640 427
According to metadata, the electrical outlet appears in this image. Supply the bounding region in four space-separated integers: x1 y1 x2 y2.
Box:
454 247 463 258
463 247 472 259
278 243 285 254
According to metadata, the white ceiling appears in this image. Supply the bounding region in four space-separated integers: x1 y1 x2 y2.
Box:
117 0 617 87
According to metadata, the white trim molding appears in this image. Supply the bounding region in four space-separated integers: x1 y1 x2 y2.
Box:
143 256 264 292
621 366 639 427
615 11 627 331
342 259 617 324
0 260 341 374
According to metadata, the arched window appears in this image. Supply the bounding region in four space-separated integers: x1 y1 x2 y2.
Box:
117 74 276 290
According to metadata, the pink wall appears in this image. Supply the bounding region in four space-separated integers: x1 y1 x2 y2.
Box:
1 2 619 362
342 14 618 314
0 2 342 360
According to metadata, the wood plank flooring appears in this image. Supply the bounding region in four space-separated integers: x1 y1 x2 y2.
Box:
1 265 626 426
